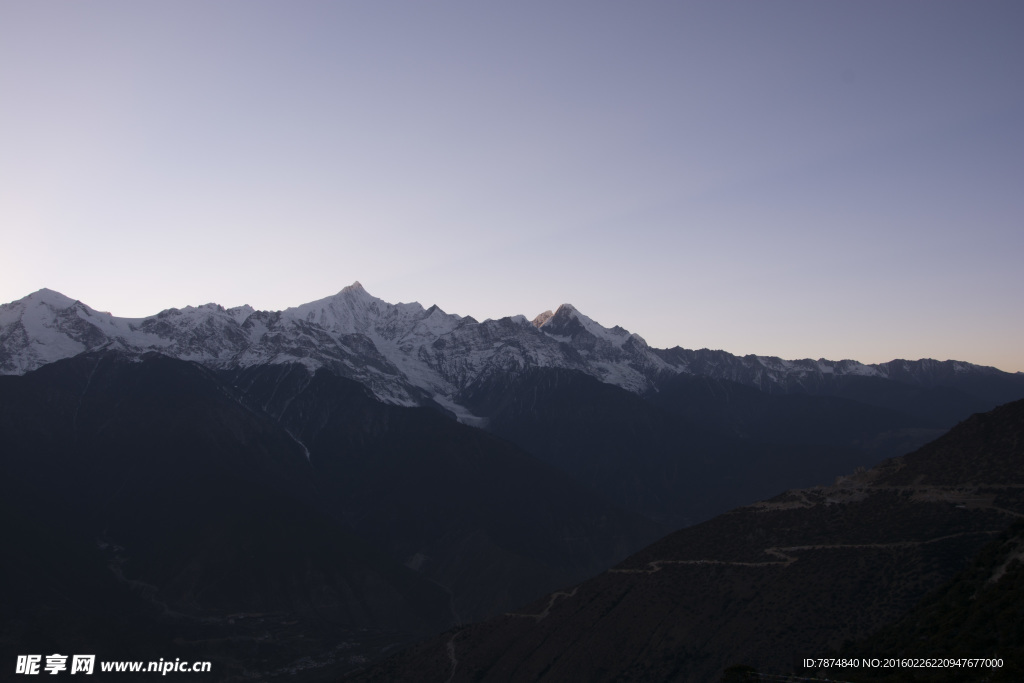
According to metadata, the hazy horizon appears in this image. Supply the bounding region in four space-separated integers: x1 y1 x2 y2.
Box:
2 2 1022 372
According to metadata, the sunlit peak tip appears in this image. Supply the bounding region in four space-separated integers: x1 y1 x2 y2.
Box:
340 281 366 294
532 310 555 328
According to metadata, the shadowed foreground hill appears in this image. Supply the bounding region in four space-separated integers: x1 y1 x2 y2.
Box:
344 399 1024 683
833 519 1024 682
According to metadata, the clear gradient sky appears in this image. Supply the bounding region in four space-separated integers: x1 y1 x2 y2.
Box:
1 1 1022 371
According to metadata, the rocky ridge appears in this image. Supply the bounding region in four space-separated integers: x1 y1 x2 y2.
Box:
1 283 1019 421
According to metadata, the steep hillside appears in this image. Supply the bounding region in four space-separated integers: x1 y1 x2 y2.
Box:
0 352 657 680
834 519 1024 682
344 399 1024 682
461 367 935 527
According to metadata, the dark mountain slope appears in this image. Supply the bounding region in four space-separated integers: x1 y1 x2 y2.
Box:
460 367 938 527
1 353 657 680
344 399 1024 683
824 374 995 427
834 519 1024 682
224 364 662 622
649 373 944 446
0 352 454 679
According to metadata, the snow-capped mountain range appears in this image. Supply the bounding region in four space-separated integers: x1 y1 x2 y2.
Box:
0 283 1012 421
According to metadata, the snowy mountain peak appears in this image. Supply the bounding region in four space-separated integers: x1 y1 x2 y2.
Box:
340 280 366 295
283 282 393 334
539 303 632 347
21 288 78 309
1 285 1017 419
226 305 255 324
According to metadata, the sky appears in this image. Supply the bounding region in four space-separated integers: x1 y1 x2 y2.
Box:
1 1 1022 372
